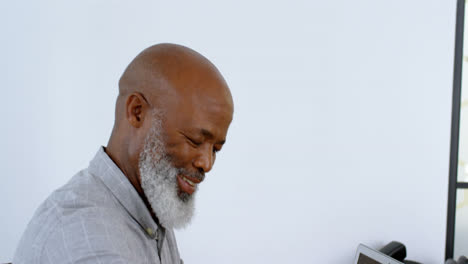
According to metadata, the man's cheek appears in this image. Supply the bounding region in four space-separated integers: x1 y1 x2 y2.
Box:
166 147 193 168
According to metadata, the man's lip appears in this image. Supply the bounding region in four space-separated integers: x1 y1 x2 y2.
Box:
177 174 197 195
181 174 202 184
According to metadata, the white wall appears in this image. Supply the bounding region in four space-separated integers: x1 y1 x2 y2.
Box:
0 0 456 263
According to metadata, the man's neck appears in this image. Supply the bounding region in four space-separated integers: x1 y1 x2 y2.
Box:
104 144 162 227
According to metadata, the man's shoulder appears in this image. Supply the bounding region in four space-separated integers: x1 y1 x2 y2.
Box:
36 168 131 231
56 168 113 208
13 169 147 264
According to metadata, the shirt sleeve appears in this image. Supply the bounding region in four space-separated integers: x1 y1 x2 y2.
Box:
38 209 152 264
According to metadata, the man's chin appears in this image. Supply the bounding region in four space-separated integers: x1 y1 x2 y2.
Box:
145 188 196 229
178 190 194 203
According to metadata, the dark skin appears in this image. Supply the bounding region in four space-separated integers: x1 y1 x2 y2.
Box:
106 43 234 222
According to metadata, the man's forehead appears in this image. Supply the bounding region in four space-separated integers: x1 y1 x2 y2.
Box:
180 111 231 133
174 104 231 139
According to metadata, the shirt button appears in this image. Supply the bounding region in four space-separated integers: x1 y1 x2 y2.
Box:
146 228 154 236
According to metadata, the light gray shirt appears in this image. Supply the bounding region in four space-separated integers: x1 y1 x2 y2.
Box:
13 147 182 264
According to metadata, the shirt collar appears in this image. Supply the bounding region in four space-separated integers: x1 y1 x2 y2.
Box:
88 147 159 239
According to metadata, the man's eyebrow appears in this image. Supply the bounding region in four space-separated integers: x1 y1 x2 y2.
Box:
199 128 226 144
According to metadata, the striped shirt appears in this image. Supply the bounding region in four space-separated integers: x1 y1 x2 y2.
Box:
13 147 182 264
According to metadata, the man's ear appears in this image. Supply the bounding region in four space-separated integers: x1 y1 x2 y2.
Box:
125 93 148 128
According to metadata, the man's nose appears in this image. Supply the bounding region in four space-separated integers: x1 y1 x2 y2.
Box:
193 147 214 174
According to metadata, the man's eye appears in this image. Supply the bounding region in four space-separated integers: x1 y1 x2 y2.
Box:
186 137 201 146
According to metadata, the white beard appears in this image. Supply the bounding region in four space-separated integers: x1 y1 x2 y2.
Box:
139 115 196 229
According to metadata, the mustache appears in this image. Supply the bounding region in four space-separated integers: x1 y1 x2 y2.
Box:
178 168 205 182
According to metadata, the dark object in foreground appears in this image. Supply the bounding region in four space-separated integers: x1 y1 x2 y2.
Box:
379 241 421 264
446 256 468 264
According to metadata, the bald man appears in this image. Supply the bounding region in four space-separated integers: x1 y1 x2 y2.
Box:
13 44 234 264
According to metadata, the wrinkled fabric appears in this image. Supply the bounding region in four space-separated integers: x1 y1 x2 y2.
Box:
13 147 182 264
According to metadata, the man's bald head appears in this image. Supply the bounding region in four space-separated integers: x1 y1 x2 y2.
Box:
106 44 234 222
116 43 233 123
